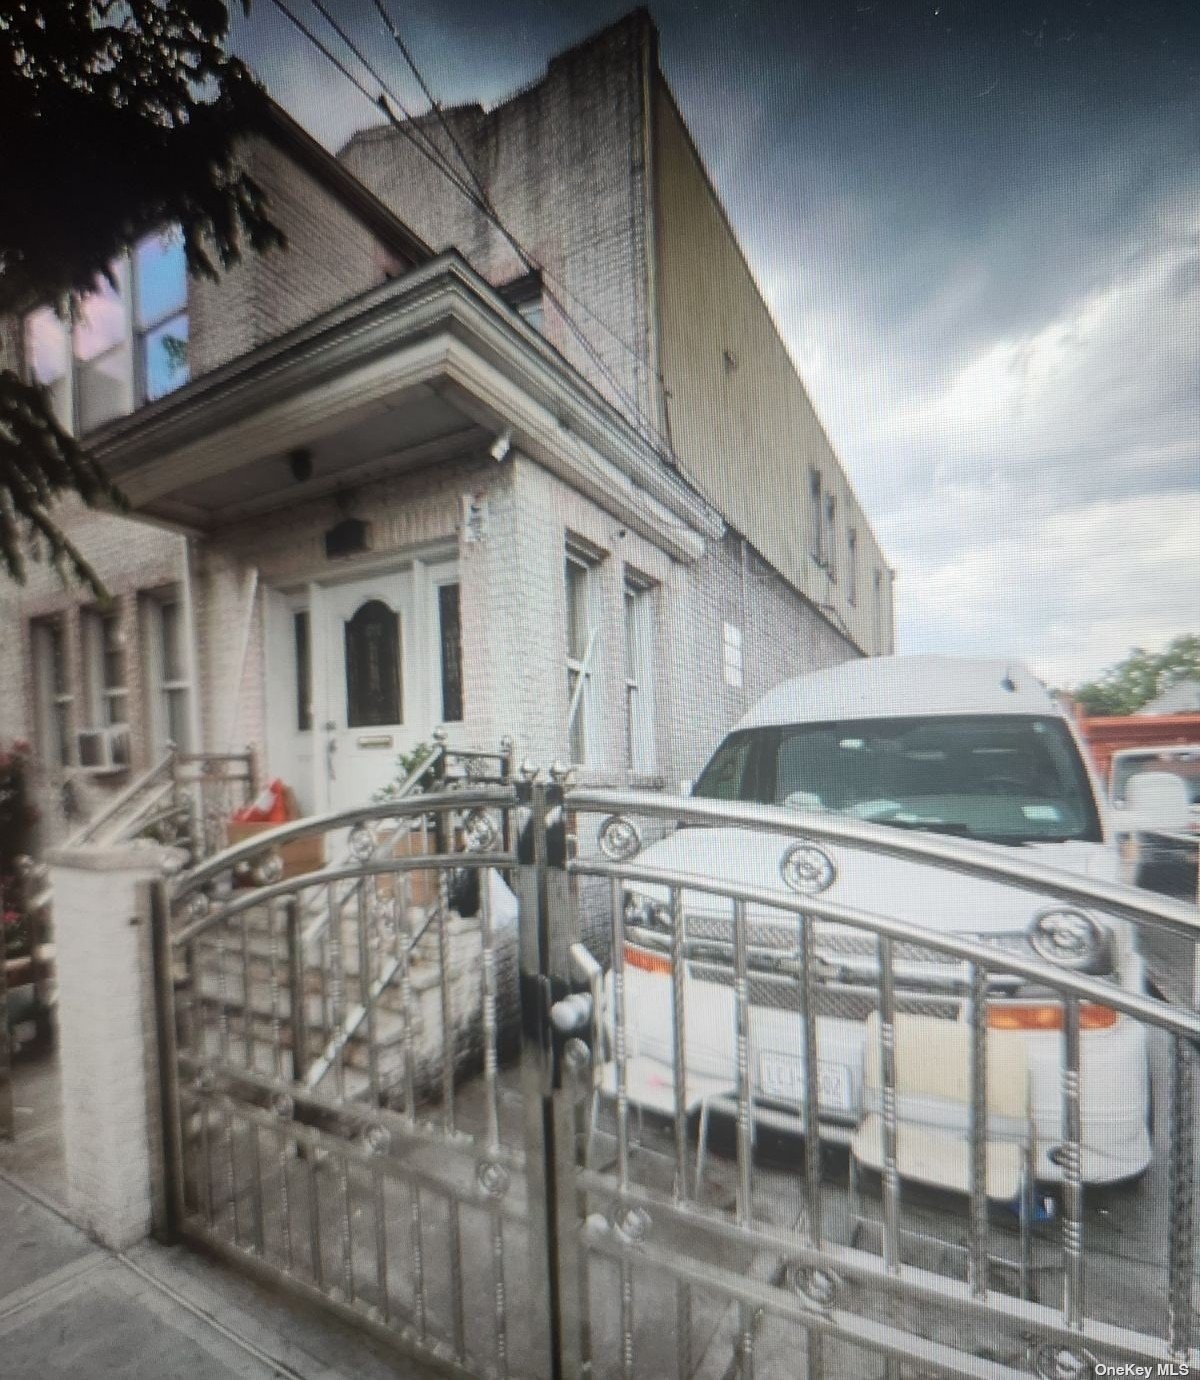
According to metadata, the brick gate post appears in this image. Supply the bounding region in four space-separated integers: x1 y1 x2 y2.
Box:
48 845 170 1249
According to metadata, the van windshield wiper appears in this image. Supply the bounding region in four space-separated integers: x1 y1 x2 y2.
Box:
881 818 976 838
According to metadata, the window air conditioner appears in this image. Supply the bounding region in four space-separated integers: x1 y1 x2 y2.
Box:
76 724 132 773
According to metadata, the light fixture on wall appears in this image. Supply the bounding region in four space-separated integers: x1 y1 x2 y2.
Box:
490 428 513 462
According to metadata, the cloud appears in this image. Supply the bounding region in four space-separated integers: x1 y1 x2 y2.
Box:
898 491 1200 687
234 1 1199 686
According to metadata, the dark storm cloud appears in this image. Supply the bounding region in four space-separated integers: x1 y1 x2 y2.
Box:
234 1 1199 682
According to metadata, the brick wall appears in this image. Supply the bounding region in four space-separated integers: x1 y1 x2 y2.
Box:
339 14 658 432
188 135 400 379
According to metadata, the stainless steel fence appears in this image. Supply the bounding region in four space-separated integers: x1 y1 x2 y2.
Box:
151 768 1199 1380
560 786 1200 1380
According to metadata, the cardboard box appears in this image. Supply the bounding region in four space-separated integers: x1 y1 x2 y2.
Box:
225 819 325 882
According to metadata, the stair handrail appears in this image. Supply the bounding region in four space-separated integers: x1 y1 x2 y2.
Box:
62 751 176 849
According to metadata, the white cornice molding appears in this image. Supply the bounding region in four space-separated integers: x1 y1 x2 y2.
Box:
93 255 722 555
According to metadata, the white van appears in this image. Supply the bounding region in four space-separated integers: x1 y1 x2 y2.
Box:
615 655 1159 1184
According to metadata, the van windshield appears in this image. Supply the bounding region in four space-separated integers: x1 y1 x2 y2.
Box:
693 714 1102 844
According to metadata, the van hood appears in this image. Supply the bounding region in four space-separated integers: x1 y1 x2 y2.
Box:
633 826 1117 938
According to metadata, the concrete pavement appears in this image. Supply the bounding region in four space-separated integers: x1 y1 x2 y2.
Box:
0 1171 441 1380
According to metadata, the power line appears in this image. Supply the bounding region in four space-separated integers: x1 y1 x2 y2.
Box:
266 0 688 493
357 0 681 467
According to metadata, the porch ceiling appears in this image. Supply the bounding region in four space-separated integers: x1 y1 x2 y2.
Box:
151 383 485 529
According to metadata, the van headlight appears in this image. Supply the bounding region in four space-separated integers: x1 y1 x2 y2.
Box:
623 890 672 935
1026 908 1112 975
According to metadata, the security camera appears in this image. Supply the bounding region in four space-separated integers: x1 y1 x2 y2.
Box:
490 428 513 462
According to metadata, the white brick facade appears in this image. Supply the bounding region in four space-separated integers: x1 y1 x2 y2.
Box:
1 13 878 838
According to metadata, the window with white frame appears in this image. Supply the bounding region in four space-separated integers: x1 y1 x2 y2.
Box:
722 621 744 689
31 617 72 768
145 591 192 752
24 228 189 435
623 575 656 773
565 550 600 764
81 606 128 729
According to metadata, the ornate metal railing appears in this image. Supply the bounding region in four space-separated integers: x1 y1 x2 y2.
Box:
144 769 1200 1379
65 746 257 863
559 785 1200 1379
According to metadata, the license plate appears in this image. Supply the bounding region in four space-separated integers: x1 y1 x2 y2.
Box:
758 1053 853 1113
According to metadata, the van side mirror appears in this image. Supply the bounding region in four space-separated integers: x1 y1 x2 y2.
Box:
679 779 693 797
1123 771 1191 833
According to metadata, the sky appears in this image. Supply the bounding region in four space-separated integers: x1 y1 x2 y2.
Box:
233 0 1200 688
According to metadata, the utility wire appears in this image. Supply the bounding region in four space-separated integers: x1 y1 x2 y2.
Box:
363 0 680 466
266 0 696 532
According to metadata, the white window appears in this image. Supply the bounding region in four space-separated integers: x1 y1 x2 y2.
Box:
847 527 858 606
31 618 72 768
722 621 744 689
565 551 600 765
23 228 189 435
81 607 128 728
624 576 656 773
145 591 192 753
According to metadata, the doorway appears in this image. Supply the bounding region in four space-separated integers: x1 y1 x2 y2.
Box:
266 559 462 816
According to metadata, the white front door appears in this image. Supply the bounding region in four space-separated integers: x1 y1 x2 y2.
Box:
319 561 459 813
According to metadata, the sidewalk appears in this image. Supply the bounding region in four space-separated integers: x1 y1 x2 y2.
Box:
0 1049 442 1380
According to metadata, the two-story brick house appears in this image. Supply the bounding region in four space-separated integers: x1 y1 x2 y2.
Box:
0 11 891 834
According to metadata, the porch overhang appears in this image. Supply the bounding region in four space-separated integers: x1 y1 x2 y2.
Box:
89 253 720 562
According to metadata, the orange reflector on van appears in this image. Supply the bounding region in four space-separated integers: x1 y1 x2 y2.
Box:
623 942 672 976
987 1002 1118 1032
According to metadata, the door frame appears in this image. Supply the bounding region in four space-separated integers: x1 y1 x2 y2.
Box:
295 548 459 814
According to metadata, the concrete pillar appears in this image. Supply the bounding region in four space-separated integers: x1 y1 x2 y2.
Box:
48 845 167 1249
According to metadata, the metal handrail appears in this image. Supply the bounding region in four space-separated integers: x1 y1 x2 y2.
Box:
173 784 518 899
567 788 1200 941
63 752 175 848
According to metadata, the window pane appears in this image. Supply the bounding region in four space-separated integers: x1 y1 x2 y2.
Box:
345 599 402 728
568 668 585 763
438 583 464 723
134 230 187 328
159 600 183 682
26 306 68 384
143 312 189 401
77 341 133 431
694 735 753 801
293 610 312 732
565 559 590 660
165 688 190 751
74 261 129 362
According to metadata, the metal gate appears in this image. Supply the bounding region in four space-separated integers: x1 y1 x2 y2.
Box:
156 762 1200 1380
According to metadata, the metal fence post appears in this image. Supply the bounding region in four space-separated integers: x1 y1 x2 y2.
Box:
149 877 184 1243
285 899 307 1083
0 894 12 1143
